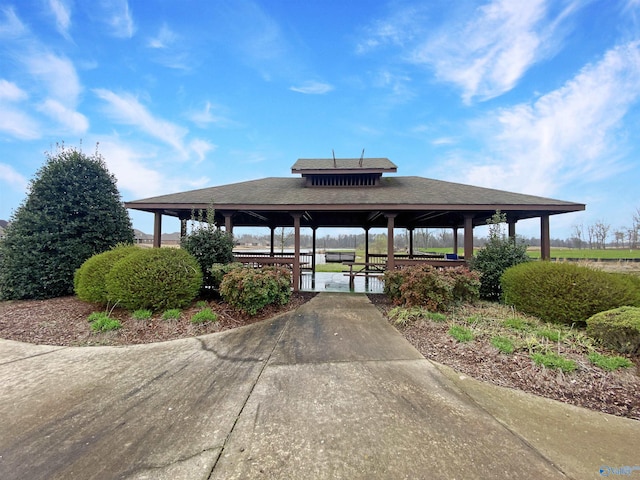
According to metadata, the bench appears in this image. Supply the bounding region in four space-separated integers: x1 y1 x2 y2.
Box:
325 252 356 263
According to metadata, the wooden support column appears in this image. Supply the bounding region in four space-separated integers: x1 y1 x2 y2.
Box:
453 228 459 255
311 227 317 272
408 228 414 258
292 213 302 292
223 213 233 234
385 213 397 270
270 226 275 257
541 215 551 260
463 214 474 260
153 211 162 248
364 227 370 265
508 219 516 243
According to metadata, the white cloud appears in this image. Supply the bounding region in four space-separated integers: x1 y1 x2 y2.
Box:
148 23 177 49
411 0 563 103
188 101 231 127
47 0 72 39
0 163 28 191
452 41 640 196
96 139 210 200
289 81 333 95
38 99 89 134
100 0 135 38
94 89 187 153
0 6 26 38
0 79 27 102
359 0 582 103
23 52 81 104
0 106 40 139
188 139 216 163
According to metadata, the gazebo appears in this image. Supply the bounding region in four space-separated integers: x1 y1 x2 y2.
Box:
125 158 585 291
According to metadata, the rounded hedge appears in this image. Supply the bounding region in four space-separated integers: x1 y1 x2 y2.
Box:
74 245 140 304
501 261 640 325
105 248 202 311
586 306 640 355
220 266 291 315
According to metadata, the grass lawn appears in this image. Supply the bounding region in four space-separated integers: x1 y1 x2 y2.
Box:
526 248 640 259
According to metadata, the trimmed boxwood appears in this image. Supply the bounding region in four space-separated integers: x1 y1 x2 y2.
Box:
501 261 640 325
586 306 640 355
74 245 140 304
106 248 202 311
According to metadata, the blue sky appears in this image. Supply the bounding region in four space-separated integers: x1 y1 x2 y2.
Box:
1 0 639 240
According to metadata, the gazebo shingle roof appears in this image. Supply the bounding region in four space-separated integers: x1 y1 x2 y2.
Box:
126 174 584 229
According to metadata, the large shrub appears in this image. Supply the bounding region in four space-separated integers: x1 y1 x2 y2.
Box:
586 306 640 355
470 212 530 300
74 245 140 304
180 215 234 291
383 265 480 311
501 262 640 325
0 145 134 300
105 248 202 311
220 266 291 315
210 262 244 290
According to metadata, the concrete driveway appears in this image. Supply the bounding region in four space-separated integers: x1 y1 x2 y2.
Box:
1 293 638 479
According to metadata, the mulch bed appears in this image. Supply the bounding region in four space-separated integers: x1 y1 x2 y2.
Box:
368 294 640 421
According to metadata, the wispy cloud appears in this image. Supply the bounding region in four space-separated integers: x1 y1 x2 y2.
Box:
0 6 26 38
47 0 72 39
358 0 582 103
0 163 28 192
99 0 135 38
449 41 640 196
38 99 88 134
0 79 27 102
96 138 210 199
289 81 333 95
414 0 580 103
24 52 81 104
188 101 232 127
0 106 40 139
148 23 177 49
94 89 187 152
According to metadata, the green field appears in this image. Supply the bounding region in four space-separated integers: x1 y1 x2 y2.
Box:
526 248 640 259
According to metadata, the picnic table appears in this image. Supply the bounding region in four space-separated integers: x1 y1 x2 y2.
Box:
342 262 385 289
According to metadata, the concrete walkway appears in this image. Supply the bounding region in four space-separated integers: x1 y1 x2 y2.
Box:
0 293 638 479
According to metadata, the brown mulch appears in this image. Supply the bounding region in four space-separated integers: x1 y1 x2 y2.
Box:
0 292 316 347
1 292 638 421
368 294 640 421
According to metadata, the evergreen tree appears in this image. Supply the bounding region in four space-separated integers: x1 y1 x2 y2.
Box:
0 144 134 300
470 211 530 301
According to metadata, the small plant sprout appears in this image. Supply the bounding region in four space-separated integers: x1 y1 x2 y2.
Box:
449 325 474 342
162 309 182 321
588 352 633 371
191 308 218 324
491 336 515 354
132 309 153 320
87 312 122 332
196 300 208 308
531 352 577 373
